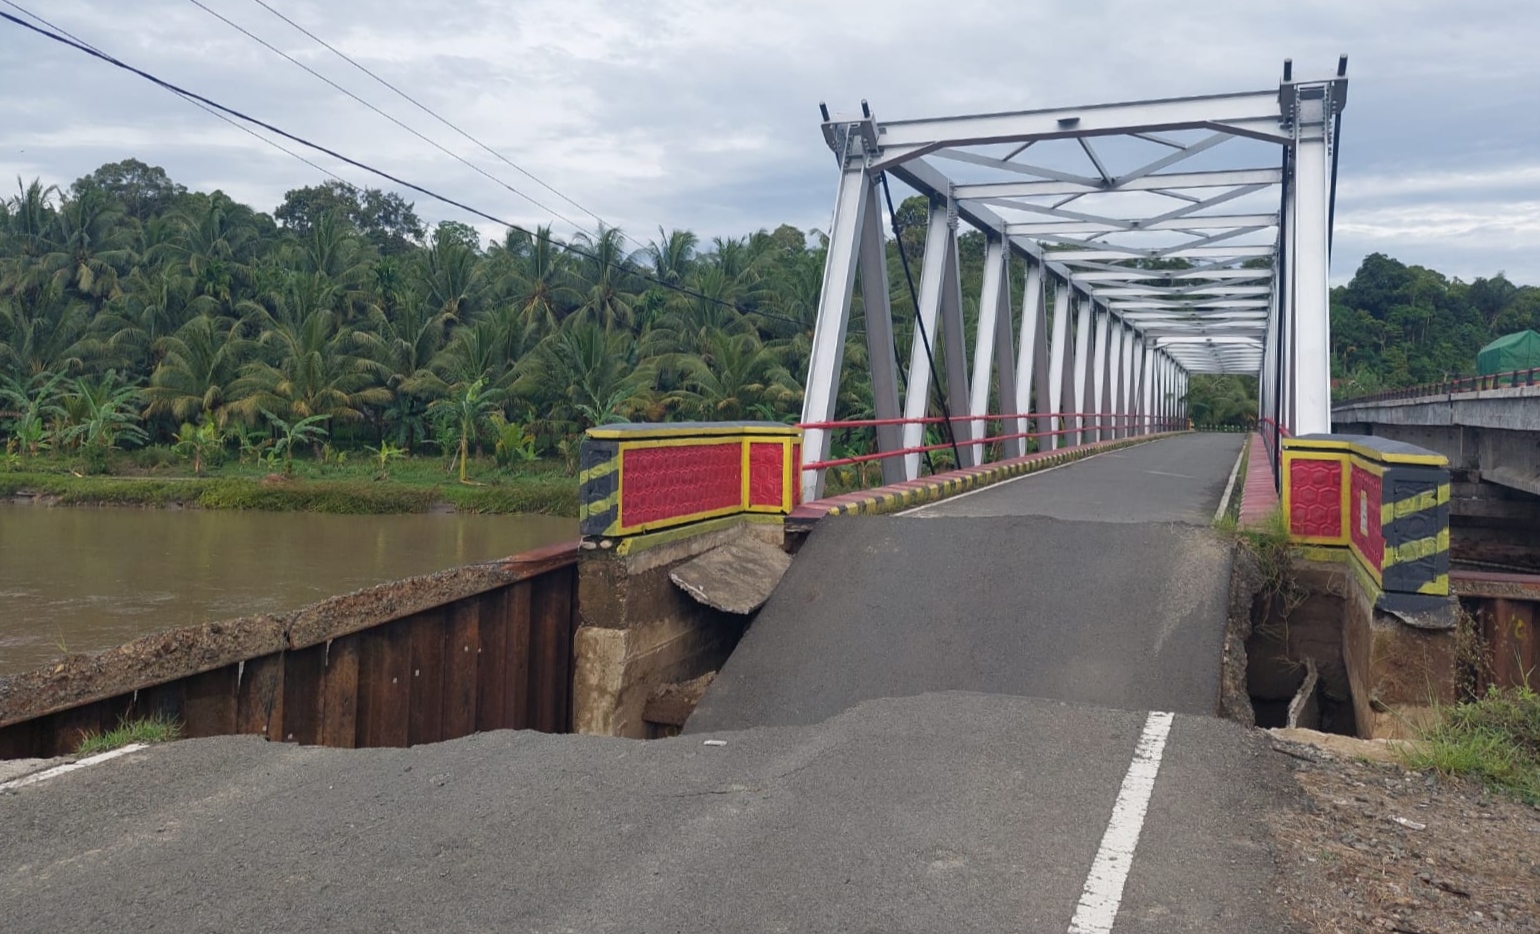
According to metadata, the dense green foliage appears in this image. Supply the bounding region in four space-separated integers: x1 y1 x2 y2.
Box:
4 159 1533 479
1331 253 1540 397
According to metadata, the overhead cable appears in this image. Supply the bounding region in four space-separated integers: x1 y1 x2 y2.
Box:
0 8 814 333
183 0 595 239
246 0 610 234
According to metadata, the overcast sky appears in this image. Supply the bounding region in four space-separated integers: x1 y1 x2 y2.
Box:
3 0 1538 285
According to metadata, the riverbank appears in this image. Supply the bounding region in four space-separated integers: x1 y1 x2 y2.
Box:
0 461 578 516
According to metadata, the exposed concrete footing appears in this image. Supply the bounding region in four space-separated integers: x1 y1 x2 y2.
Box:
1236 561 1459 741
572 522 781 739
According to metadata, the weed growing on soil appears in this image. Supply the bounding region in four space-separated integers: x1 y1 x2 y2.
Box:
1407 685 1540 804
74 713 182 755
1229 508 1308 622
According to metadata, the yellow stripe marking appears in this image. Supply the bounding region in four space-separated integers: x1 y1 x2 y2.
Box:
1383 528 1450 566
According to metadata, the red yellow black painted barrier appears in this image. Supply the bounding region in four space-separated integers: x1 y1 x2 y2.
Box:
1282 434 1450 606
579 422 802 541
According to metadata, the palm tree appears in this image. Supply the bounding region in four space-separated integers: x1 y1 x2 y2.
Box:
0 370 67 456
46 186 132 304
229 302 389 425
145 314 250 426
260 407 330 476
518 319 655 429
353 291 449 450
61 370 148 457
490 225 578 332
674 332 798 420
569 226 639 329
645 227 697 287
427 377 503 482
0 281 104 376
419 223 482 320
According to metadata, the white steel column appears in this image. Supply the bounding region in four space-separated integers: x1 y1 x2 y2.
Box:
971 235 1015 459
1046 284 1072 448
800 158 867 501
1140 340 1155 435
902 201 953 477
1107 323 1125 439
1289 83 1334 434
854 177 906 485
1016 263 1049 448
1127 325 1139 437
1071 297 1094 444
936 209 974 467
991 246 1022 457
1091 307 1110 441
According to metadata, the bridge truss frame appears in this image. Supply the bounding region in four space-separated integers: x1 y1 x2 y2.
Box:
800 60 1347 500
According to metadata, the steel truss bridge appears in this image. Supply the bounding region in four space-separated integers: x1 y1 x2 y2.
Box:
798 59 1348 500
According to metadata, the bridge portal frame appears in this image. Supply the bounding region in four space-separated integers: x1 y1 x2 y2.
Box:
800 62 1347 500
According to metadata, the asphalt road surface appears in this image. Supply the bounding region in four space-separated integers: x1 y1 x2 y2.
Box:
0 434 1295 933
690 433 1246 732
0 693 1294 934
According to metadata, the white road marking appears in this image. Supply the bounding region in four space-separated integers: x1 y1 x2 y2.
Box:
1141 469 1194 479
0 744 147 792
1066 711 1175 934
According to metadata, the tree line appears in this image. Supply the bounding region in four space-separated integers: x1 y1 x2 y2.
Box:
0 159 828 472
3 158 1532 468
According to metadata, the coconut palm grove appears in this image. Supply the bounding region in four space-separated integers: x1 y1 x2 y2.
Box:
2 158 1537 500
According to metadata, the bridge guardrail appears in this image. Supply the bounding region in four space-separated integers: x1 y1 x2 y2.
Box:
1282 434 1450 602
1335 366 1540 406
578 422 802 542
798 412 1183 472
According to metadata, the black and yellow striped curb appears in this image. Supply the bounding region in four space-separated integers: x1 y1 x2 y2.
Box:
812 433 1184 521
577 438 621 537
1380 464 1450 597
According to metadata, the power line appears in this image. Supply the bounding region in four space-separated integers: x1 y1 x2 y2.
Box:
246 0 610 235
184 0 596 240
0 7 814 333
0 0 356 191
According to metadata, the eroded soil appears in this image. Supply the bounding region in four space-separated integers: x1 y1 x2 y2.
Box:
1269 733 1540 933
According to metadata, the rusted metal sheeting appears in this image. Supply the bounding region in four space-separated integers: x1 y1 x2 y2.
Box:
0 542 582 759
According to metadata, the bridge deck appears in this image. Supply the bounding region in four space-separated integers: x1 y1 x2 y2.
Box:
689 432 1246 731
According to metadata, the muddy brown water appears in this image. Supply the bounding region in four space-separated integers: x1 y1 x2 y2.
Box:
0 503 576 676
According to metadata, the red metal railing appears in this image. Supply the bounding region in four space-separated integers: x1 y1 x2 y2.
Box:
1336 366 1540 406
798 412 1181 472
1258 416 1291 491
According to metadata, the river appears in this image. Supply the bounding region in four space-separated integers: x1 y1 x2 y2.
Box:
0 504 576 676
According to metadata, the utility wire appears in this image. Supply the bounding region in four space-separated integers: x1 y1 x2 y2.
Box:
184 0 596 239
0 7 814 334
880 172 961 471
246 0 609 234
0 0 355 190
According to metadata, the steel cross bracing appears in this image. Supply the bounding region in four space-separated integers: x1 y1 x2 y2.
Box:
799 61 1347 499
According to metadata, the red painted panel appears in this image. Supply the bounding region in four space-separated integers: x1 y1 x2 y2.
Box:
1349 464 1384 571
1289 458 1343 539
748 442 784 507
621 443 741 528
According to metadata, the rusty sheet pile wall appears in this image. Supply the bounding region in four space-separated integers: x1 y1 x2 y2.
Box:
0 542 579 760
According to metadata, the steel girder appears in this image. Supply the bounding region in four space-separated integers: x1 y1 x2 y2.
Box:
799 63 1346 498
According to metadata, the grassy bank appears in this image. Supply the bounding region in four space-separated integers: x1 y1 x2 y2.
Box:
1407 685 1540 805
1 453 579 516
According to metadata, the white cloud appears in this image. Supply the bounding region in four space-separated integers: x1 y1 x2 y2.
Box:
2 0 1538 283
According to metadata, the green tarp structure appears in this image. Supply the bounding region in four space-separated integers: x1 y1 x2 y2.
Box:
1476 330 1540 377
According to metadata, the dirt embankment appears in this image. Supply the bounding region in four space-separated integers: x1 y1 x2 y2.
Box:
1268 731 1540 933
